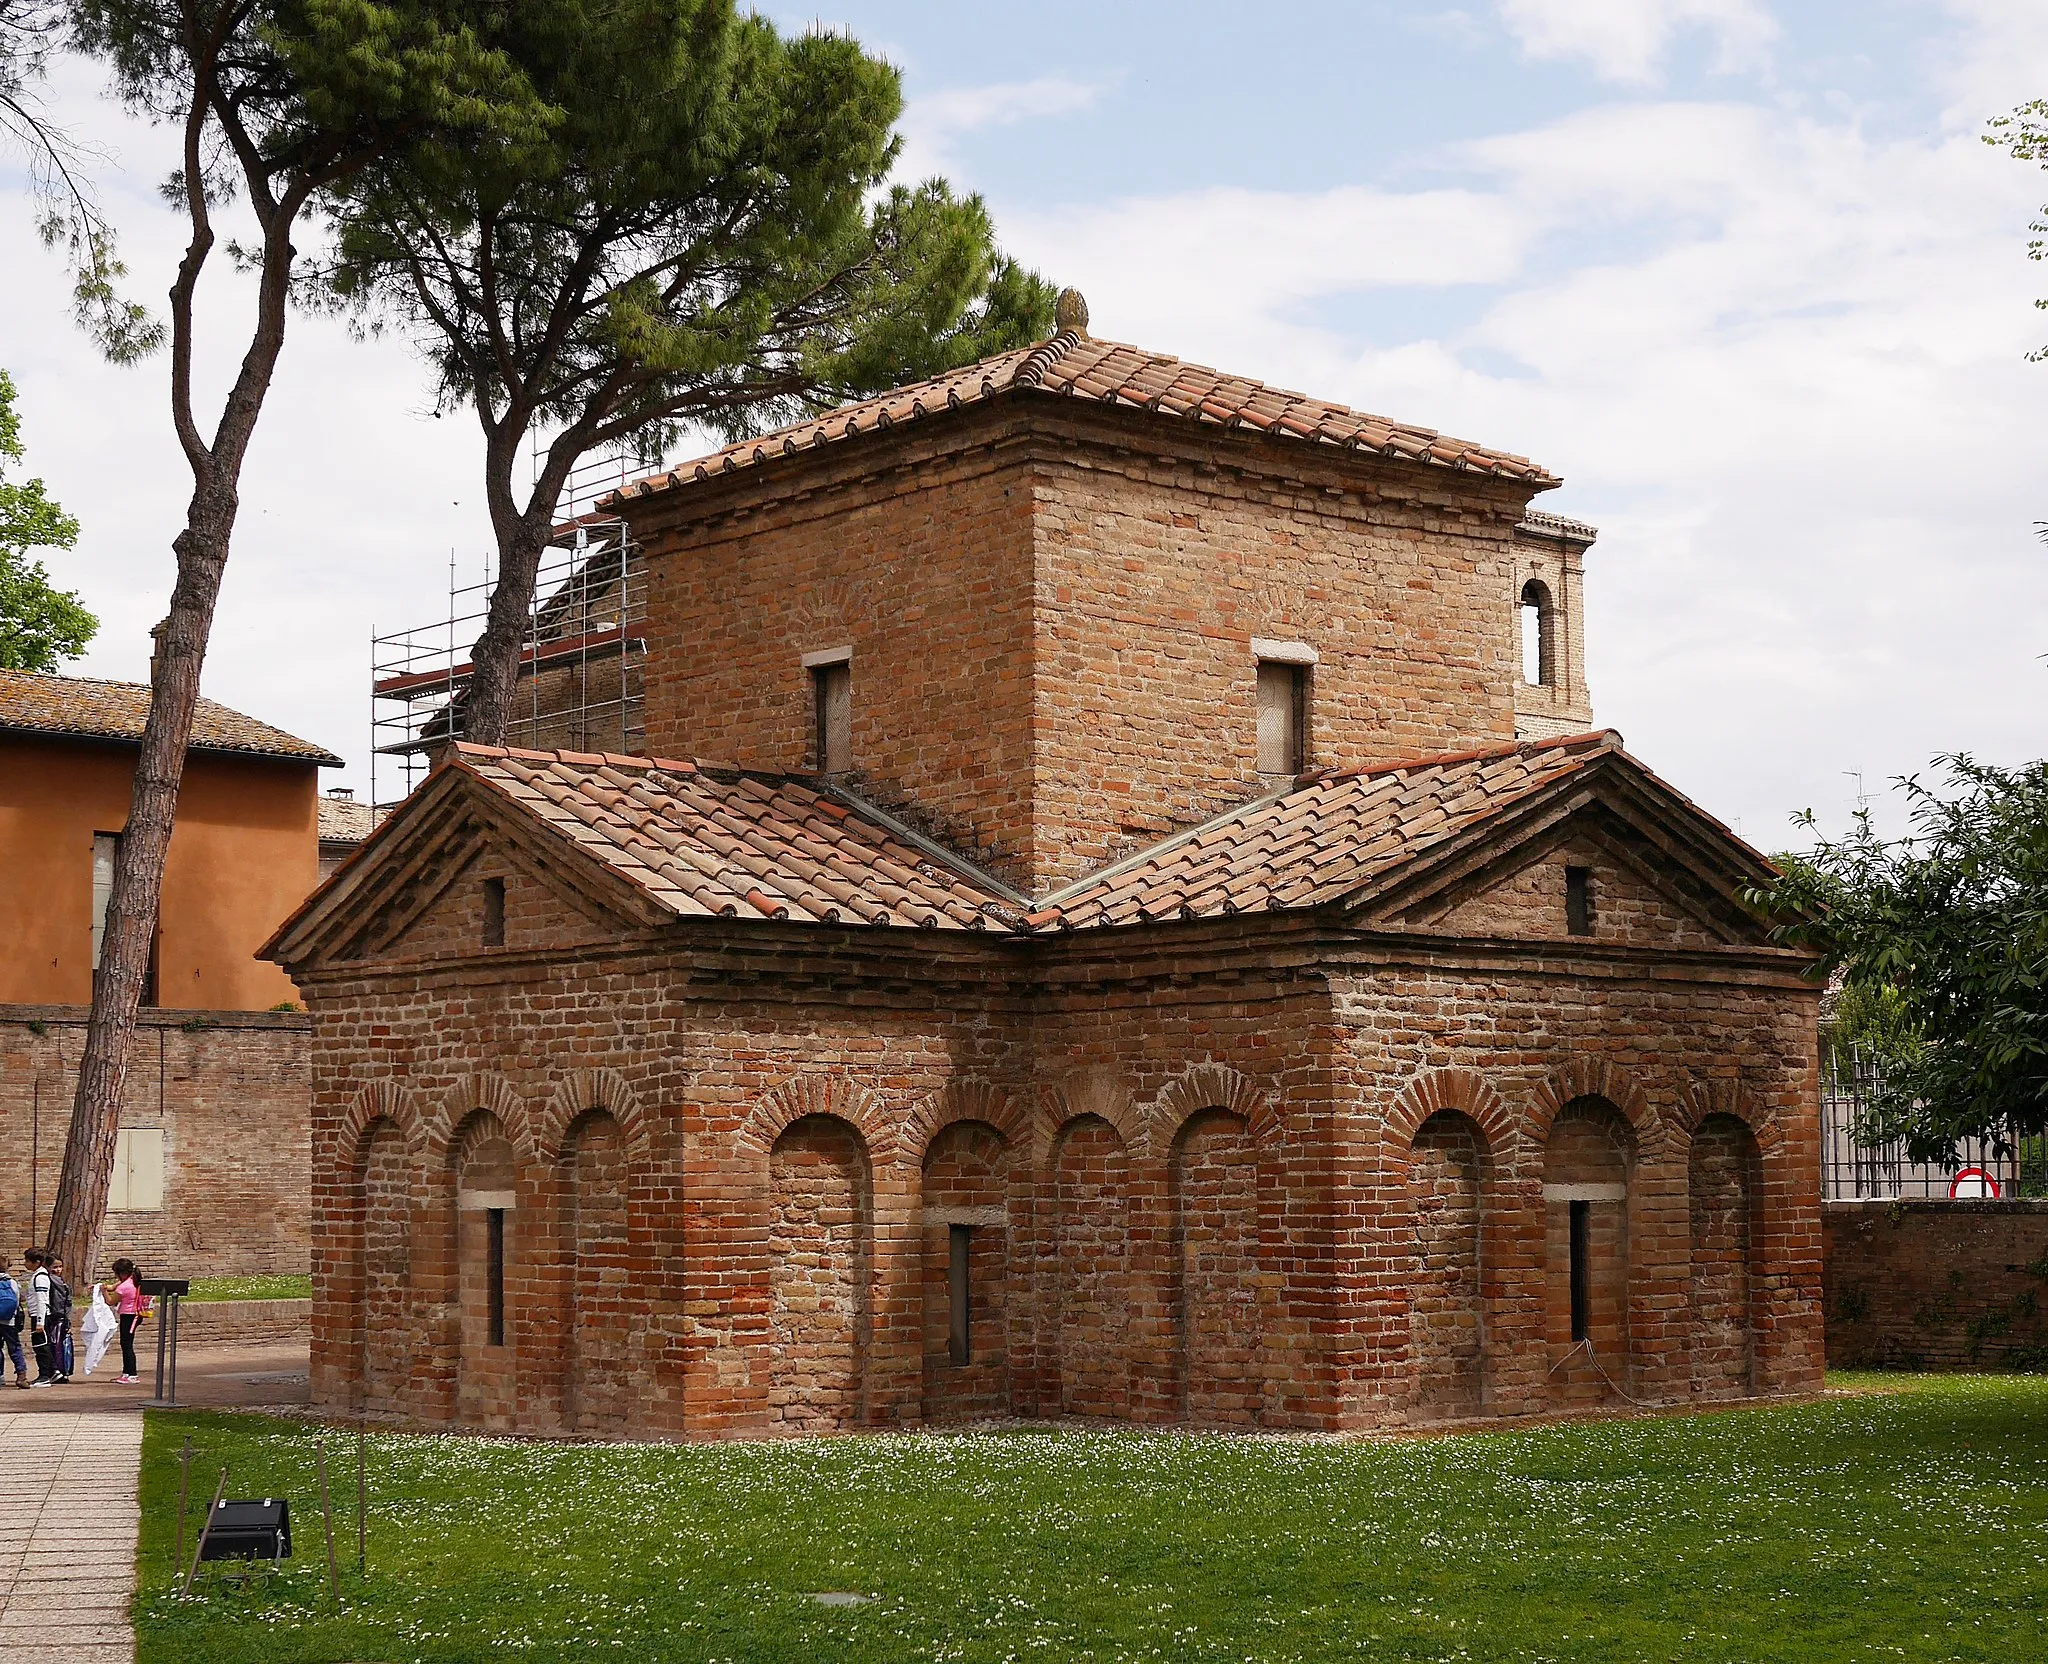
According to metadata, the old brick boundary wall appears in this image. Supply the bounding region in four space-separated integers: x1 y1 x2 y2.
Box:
0 1005 311 1279
1824 1200 2048 1371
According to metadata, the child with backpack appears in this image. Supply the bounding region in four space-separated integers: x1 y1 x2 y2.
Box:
47 1256 75 1382
24 1249 57 1385
0 1261 26 1388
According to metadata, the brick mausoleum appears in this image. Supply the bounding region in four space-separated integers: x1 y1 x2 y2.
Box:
269 304 1825 1438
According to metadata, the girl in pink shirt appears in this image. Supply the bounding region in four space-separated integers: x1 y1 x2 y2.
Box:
105 1259 147 1384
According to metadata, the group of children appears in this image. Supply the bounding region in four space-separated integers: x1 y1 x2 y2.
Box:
0 1251 150 1387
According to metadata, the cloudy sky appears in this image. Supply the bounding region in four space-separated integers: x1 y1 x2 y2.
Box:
3 0 2045 846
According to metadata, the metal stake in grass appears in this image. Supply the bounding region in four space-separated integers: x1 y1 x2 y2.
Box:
183 1468 229 1593
172 1438 192 1588
318 1436 338 1601
356 1419 366 1575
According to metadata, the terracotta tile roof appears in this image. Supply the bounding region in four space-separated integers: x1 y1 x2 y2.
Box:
450 744 1022 930
0 670 343 765
1026 732 1623 930
608 333 1558 506
318 795 382 845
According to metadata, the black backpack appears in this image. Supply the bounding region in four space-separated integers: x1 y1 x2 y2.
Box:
46 1273 71 1325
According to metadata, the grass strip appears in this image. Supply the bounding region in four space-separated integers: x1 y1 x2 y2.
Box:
181 1275 313 1304
137 1373 2048 1663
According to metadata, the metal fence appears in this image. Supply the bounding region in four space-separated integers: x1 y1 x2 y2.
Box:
1820 1048 2027 1200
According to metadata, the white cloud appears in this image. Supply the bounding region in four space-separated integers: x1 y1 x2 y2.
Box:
1496 0 1779 85
896 76 1104 182
7 11 2048 848
997 55 2048 842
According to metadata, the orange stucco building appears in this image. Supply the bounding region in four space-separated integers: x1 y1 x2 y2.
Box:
0 671 342 1010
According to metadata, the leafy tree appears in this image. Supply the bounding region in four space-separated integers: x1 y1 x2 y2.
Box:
323 0 1055 745
4 0 159 354
1988 100 2048 361
1751 756 2048 1160
43 0 553 1275
0 367 96 669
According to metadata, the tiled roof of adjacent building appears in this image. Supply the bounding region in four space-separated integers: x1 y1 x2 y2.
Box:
1025 731 1626 929
318 794 382 845
452 744 1023 930
607 332 1558 505
1516 510 1599 543
0 670 343 765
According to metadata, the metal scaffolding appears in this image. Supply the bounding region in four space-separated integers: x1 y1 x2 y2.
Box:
370 451 652 809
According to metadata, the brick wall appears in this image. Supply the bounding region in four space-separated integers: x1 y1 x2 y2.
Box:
290 908 1822 1441
1823 1200 2048 1371
634 416 1039 880
1025 419 1533 881
0 1005 309 1278
625 405 1543 891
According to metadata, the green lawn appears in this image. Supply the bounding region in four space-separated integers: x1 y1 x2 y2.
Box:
182 1274 313 1303
137 1374 2048 1663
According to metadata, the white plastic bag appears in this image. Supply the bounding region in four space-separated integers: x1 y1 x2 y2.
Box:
79 1286 115 1377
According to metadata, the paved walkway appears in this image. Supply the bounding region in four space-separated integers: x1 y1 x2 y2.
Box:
0 1412 142 1660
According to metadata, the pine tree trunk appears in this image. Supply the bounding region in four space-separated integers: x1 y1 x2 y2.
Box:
45 498 234 1276
462 520 549 748
461 432 564 749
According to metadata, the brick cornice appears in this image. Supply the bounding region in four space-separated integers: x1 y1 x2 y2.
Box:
619 398 1538 553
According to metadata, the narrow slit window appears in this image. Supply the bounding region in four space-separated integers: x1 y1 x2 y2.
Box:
482 877 506 947
1520 579 1556 687
1255 661 1305 775
486 1207 507 1346
1565 865 1594 936
948 1223 972 1366
813 662 852 774
1569 1199 1591 1343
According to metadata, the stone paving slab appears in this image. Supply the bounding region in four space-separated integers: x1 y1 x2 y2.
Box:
0 1413 143 1662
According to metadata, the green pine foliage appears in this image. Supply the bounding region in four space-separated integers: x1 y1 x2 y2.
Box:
0 367 95 671
1752 756 2048 1159
323 0 1057 493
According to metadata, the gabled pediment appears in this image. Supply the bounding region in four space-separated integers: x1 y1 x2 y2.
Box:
1338 752 1781 949
263 765 666 972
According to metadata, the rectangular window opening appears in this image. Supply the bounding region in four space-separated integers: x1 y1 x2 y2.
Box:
482 876 506 948
948 1223 972 1366
486 1207 507 1347
1568 1199 1591 1344
1255 661 1306 776
93 832 158 1005
813 662 852 774
1565 866 1594 937
91 832 119 970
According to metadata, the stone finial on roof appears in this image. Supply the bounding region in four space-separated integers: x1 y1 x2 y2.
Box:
1054 287 1089 337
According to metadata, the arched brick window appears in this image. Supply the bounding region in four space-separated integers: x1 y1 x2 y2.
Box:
1520 578 1557 687
919 1119 1010 1423
1409 1109 1486 1419
768 1114 872 1432
565 1110 630 1434
357 1120 411 1407
1689 1113 1761 1400
1543 1095 1635 1399
1170 1107 1263 1425
1052 1114 1130 1418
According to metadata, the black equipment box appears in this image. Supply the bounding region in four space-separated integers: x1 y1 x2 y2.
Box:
199 1498 292 1561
